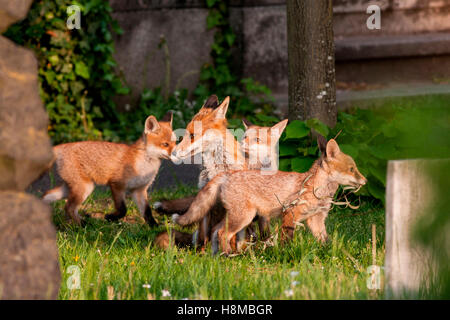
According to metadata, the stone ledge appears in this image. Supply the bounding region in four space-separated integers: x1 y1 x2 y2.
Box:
110 0 450 12
336 32 450 61
109 0 205 11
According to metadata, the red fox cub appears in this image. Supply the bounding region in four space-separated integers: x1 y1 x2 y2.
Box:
154 117 287 216
43 112 176 225
173 136 367 254
154 116 288 249
154 95 242 249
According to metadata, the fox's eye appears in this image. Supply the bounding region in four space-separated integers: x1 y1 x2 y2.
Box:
162 143 169 147
350 167 354 172
190 133 195 140
254 137 260 143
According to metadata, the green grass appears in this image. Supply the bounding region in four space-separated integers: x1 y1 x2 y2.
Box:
51 186 385 300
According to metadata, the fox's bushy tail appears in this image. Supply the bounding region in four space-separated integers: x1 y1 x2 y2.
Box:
153 196 195 215
173 173 227 226
154 230 195 249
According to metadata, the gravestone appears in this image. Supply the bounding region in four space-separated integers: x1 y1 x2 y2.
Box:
0 0 61 299
385 159 436 298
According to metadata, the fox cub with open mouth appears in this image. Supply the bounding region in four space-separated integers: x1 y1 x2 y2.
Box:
173 136 367 254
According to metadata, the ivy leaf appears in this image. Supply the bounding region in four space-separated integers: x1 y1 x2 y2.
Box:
285 120 309 139
225 33 235 46
291 157 315 173
206 0 217 8
368 182 385 203
75 61 90 79
255 113 279 125
279 143 298 157
305 118 329 137
61 63 72 73
279 158 291 172
369 164 387 186
206 10 221 29
306 146 318 156
116 86 130 95
339 144 359 158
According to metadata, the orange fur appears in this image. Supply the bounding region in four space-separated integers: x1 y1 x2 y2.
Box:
43 114 176 225
156 96 287 249
175 138 367 255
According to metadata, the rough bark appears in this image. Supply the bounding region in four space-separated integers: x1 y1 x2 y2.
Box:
286 0 337 127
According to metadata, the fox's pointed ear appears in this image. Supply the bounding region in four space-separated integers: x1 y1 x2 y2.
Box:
270 119 288 140
242 118 253 130
214 96 230 119
326 139 341 159
144 115 160 134
317 135 327 157
202 95 219 109
161 111 173 127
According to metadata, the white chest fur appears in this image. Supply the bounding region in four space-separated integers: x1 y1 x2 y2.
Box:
126 156 161 190
201 147 244 184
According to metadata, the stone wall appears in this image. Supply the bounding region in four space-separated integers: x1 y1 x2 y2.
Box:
110 0 450 110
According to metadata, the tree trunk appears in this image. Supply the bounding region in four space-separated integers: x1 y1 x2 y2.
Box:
287 0 337 128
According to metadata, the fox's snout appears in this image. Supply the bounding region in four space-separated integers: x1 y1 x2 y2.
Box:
171 149 185 160
170 151 181 163
353 167 367 186
359 175 367 186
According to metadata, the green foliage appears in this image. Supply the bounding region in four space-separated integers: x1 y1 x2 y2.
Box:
414 161 450 299
110 88 202 142
279 95 450 203
4 0 128 143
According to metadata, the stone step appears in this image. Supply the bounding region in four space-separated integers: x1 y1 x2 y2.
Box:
336 32 450 61
272 82 450 115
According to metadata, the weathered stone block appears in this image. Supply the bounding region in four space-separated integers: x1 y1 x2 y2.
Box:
0 0 33 32
385 159 436 298
238 6 288 95
111 8 214 109
0 36 53 191
0 191 60 299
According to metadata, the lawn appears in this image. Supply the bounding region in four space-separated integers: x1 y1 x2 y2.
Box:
47 94 450 300
51 185 385 300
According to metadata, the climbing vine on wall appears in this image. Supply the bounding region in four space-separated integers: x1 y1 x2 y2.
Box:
195 0 277 127
5 0 128 143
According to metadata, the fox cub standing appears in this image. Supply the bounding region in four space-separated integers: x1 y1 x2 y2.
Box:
43 112 176 225
174 136 367 254
154 117 288 249
154 95 287 249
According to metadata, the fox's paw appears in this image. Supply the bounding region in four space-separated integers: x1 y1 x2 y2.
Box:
153 201 171 215
153 201 162 210
172 214 180 224
105 213 121 222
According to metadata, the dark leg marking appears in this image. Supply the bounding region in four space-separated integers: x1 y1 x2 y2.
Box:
144 205 157 226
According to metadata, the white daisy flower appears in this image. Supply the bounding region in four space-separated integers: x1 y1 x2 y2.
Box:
162 289 171 297
284 289 294 297
290 271 299 277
